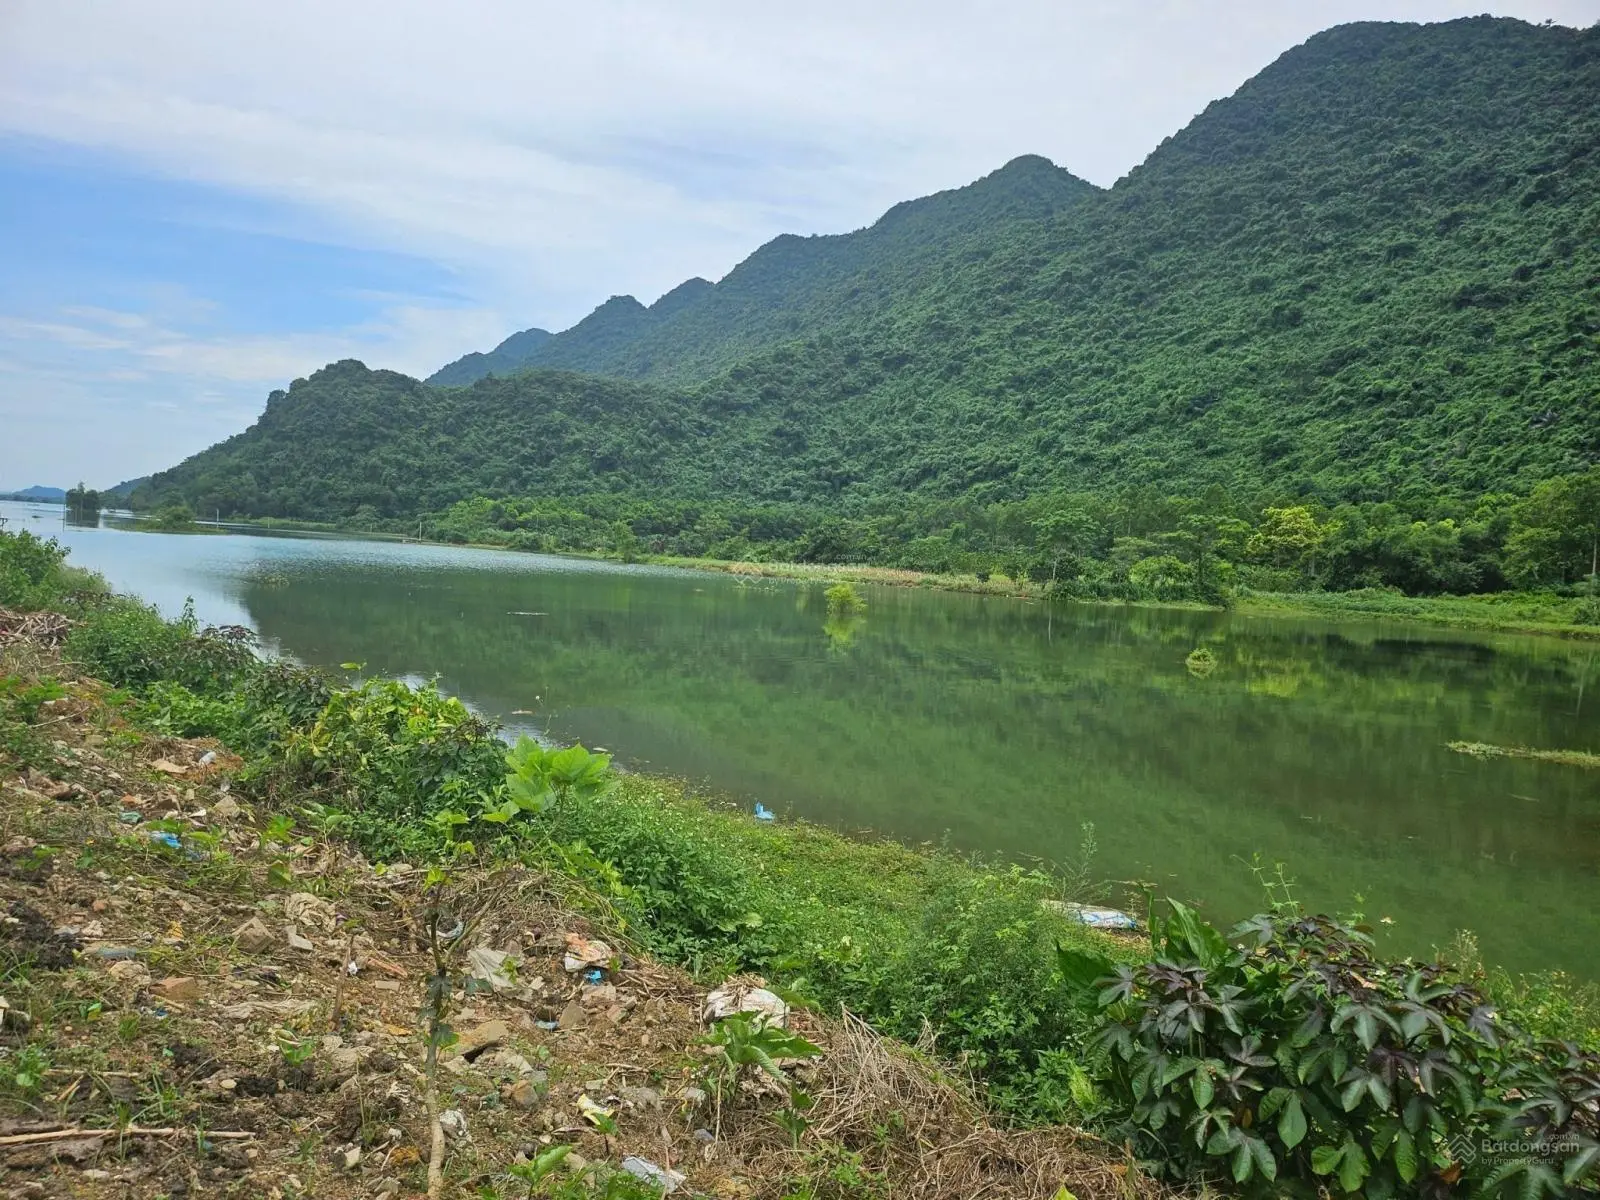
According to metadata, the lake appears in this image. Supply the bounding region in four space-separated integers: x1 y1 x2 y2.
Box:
7 499 1598 976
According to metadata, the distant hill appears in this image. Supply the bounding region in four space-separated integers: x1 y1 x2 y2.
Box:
0 486 66 502
106 477 150 501
425 327 553 387
426 154 1096 387
141 17 1600 525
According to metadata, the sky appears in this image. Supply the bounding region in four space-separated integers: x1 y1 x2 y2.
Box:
2 1 1597 488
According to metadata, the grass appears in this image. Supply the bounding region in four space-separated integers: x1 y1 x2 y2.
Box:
1236 587 1600 639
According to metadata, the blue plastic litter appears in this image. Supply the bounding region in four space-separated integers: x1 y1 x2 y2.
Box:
535 1020 560 1031
753 803 776 821
585 969 605 984
148 831 182 850
1062 902 1140 931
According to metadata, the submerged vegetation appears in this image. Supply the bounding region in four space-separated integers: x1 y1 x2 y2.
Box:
1447 740 1600 769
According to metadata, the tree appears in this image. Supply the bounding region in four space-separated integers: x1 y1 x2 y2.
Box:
1504 468 1600 590
1164 513 1251 603
1246 505 1337 575
65 483 101 525
1030 504 1103 587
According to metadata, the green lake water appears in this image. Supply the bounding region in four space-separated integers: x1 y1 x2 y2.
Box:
8 500 1597 976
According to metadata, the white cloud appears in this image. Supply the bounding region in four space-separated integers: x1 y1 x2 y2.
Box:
6 1 1595 325
0 299 508 483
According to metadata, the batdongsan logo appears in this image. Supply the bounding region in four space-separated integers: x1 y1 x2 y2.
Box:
1447 1132 1582 1169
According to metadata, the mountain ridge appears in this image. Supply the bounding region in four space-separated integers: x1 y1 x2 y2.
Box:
138 17 1600 539
425 154 1097 387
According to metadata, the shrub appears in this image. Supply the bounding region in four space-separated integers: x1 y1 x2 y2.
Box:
1073 900 1600 1197
278 678 506 832
0 527 68 609
66 599 255 694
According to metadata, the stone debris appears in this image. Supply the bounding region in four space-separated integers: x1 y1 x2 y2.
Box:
447 1018 509 1060
153 976 204 1005
283 892 336 932
232 915 276 953
621 1156 686 1194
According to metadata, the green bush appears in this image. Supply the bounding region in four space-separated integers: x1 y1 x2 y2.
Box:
0 527 68 610
277 678 506 846
66 599 254 694
1074 900 1600 1197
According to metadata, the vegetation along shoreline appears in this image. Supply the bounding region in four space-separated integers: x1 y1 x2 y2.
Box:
7 496 1600 1197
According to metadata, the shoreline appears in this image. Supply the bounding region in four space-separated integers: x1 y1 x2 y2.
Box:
99 509 1600 641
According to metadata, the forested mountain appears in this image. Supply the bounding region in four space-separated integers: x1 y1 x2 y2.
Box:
425 325 552 387
425 154 1096 386
140 18 1600 582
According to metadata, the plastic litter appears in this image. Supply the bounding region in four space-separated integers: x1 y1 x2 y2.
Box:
198 750 218 767
621 1157 686 1194
438 1109 469 1140
465 946 517 994
117 811 142 825
753 803 776 821
585 968 604 984
147 831 182 850
562 933 613 973
703 982 788 1028
1043 900 1140 931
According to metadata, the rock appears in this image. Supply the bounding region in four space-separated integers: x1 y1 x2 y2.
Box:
704 982 787 1028
151 758 189 775
619 1085 662 1110
285 892 336 932
557 998 586 1031
154 976 204 1005
680 1086 709 1106
212 796 241 820
376 1180 401 1197
621 1157 686 1194
374 980 400 992
106 960 151 988
448 1018 509 1059
284 925 315 953
478 1048 534 1076
563 1152 589 1173
579 983 618 1008
87 944 140 961
232 915 276 954
438 1109 469 1140
341 1146 361 1170
80 1168 114 1181
506 1078 540 1109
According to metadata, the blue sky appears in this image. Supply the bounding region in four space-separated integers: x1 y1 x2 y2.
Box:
2 0 1596 488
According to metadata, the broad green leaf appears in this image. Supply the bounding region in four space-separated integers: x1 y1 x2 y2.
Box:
1393 1129 1418 1183
1311 1145 1342 1176
1278 1094 1307 1149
